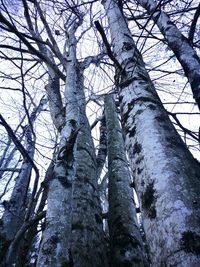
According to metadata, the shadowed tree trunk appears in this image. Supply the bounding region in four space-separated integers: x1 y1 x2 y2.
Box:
105 94 148 267
103 0 200 266
70 66 109 267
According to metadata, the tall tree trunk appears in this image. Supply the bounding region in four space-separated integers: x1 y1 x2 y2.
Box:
105 94 147 267
70 66 109 267
0 97 46 265
136 0 200 109
37 26 79 267
103 0 200 266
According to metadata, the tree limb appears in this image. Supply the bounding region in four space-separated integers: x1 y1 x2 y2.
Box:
94 20 123 71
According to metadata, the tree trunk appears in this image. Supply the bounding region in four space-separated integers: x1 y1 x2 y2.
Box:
36 27 79 267
105 94 148 267
0 97 46 265
70 66 109 267
103 0 200 266
136 0 200 110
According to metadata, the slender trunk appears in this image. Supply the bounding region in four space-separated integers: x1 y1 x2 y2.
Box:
96 115 107 180
105 94 147 267
103 0 200 266
0 98 46 265
37 27 79 267
70 67 109 267
15 161 51 267
136 0 200 109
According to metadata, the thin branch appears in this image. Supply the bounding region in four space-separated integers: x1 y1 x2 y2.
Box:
0 12 66 81
188 3 200 43
94 20 123 72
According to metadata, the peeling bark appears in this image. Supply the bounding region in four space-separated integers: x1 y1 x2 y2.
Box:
105 94 147 267
103 0 200 266
136 0 200 109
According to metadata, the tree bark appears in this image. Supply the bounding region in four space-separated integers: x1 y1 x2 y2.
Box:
0 97 46 265
105 94 147 267
103 0 200 266
36 26 79 267
136 0 200 110
70 66 109 267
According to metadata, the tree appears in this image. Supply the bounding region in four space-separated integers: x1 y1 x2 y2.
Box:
134 0 200 109
0 0 200 266
102 0 200 265
105 94 147 266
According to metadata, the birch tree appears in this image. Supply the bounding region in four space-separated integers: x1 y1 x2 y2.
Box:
105 94 147 267
36 21 80 266
102 0 200 265
0 0 200 266
134 0 200 110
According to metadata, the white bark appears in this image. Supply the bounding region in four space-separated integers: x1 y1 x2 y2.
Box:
105 94 147 267
103 0 200 266
37 27 79 267
45 49 65 132
136 0 200 109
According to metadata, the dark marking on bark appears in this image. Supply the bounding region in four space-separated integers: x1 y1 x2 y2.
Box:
58 176 72 188
133 142 142 154
135 109 144 116
135 156 144 165
122 42 134 51
137 167 143 174
50 234 59 245
123 124 130 135
148 104 156 110
119 77 138 89
155 115 168 123
142 182 157 219
95 214 102 224
180 231 200 255
165 26 172 32
129 181 135 188
72 222 84 230
142 182 155 209
118 95 124 104
129 126 136 137
167 21 174 26
148 207 156 219
121 110 129 126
